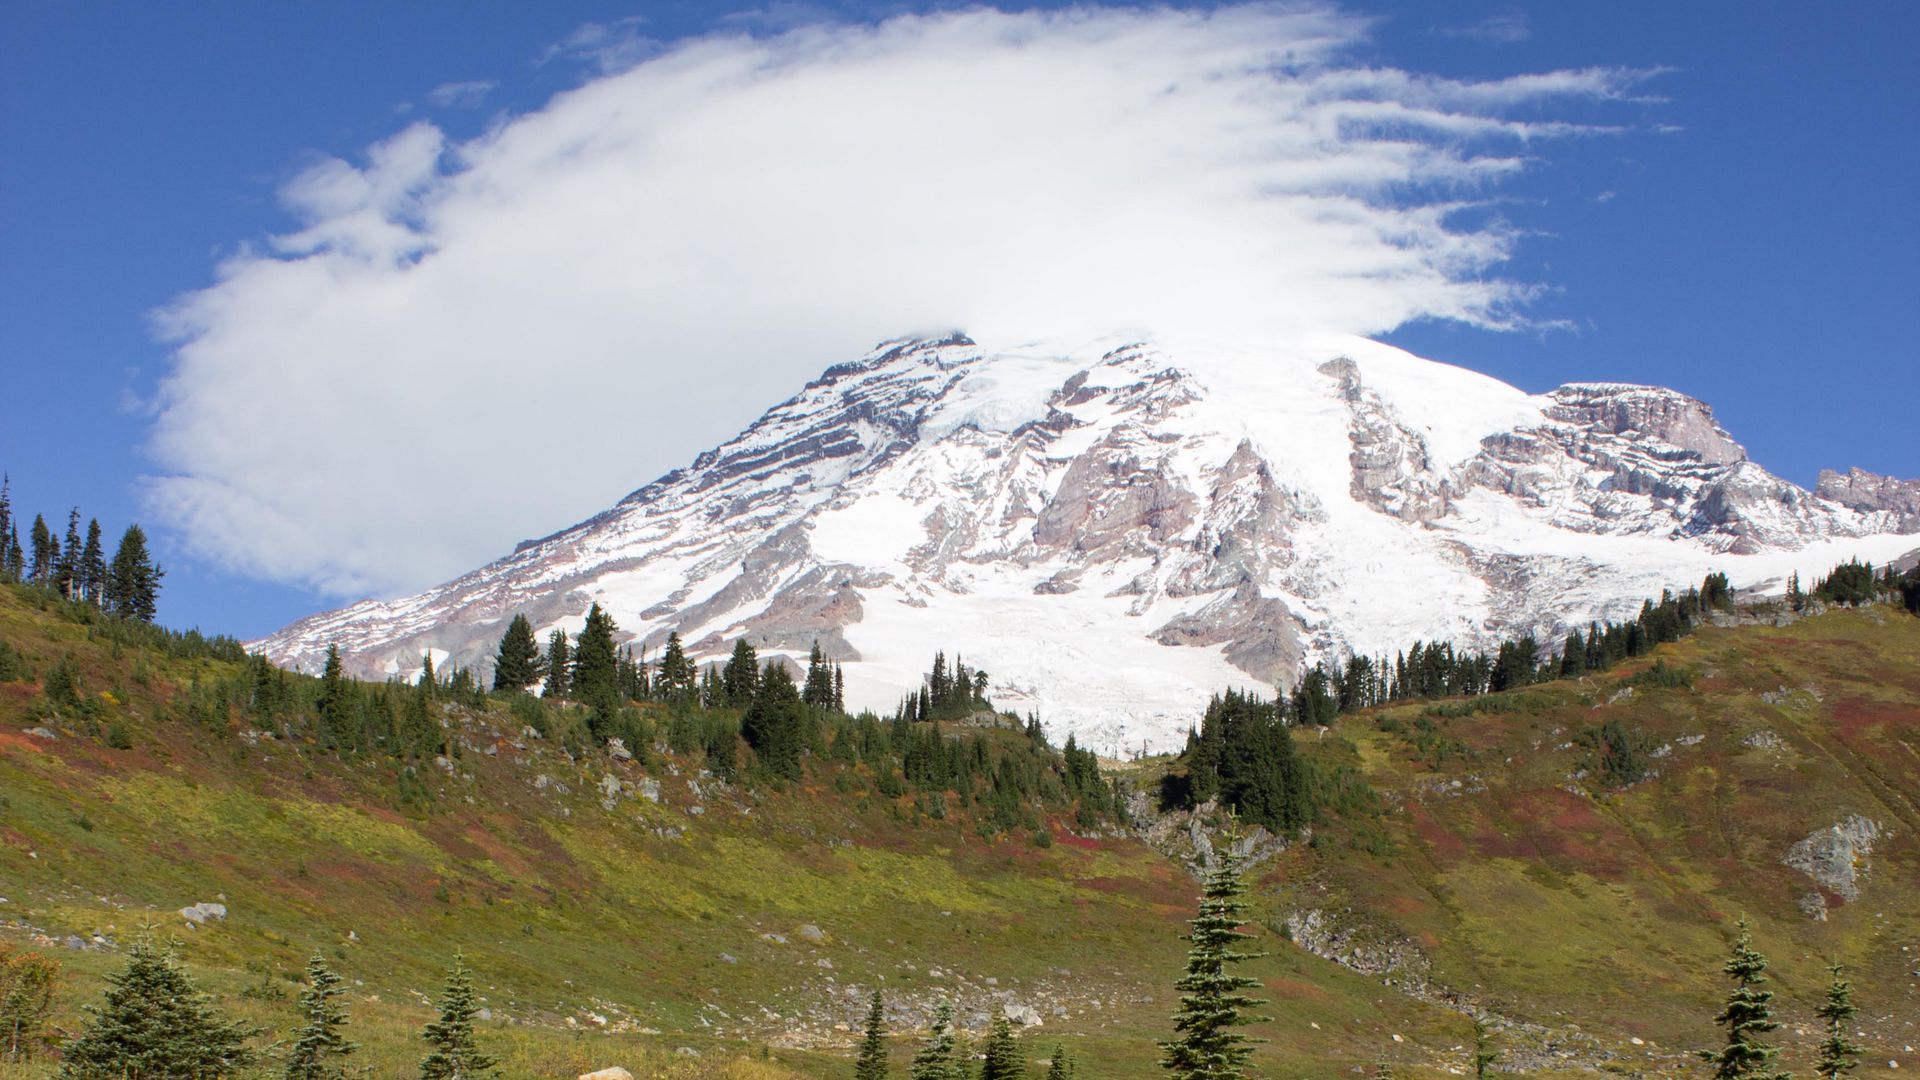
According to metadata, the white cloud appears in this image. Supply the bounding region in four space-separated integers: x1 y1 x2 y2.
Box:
1436 10 1531 45
145 3 1651 600
425 79 496 109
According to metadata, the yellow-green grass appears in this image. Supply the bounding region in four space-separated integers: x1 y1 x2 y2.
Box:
4 583 1918 1079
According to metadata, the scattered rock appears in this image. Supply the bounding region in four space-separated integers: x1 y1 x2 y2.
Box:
179 902 227 925
1005 1003 1044 1027
797 924 827 943
1784 816 1886 911
637 778 661 803
1743 730 1785 752
23 727 57 740
607 738 633 762
580 1069 634 1080
675 1047 701 1058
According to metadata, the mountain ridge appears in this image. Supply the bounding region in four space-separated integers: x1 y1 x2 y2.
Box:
254 334 1919 753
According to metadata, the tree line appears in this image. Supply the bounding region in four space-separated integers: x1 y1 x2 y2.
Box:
1788 557 1920 614
0 474 164 623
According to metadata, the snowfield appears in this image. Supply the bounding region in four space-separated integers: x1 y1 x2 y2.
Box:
253 333 1920 755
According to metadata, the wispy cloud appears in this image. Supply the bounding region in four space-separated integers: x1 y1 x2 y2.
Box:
425 79 496 109
146 3 1652 599
537 15 656 73
1436 10 1531 45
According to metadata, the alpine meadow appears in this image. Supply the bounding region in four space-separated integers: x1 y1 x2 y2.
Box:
3 4 1917 1080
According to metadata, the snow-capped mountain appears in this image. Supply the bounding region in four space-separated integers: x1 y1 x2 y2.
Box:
253 334 1919 753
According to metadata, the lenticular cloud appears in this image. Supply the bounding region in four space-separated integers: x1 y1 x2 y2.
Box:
147 3 1647 599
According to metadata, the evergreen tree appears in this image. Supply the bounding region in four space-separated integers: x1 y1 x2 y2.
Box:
1046 1045 1073 1080
105 524 163 622
742 661 806 780
979 1007 1024 1080
53 509 81 599
910 1001 960 1080
59 934 254 1079
28 515 55 585
491 614 541 693
3 524 21 582
1160 835 1267 1080
804 640 835 708
571 603 621 731
1697 917 1789 1080
317 645 351 750
1471 1015 1498 1080
1813 963 1862 1080
657 631 696 704
722 638 760 706
542 631 571 699
855 990 889 1080
0 476 11 582
835 663 847 712
284 952 356 1080
418 954 498 1080
78 519 105 604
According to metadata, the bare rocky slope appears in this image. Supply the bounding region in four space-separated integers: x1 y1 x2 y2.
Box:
254 334 1919 752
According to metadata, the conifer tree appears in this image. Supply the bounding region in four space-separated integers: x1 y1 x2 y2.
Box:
0 476 11 581
804 640 836 708
835 663 847 712
491 614 541 693
1697 917 1788 1080
105 525 162 622
571 603 621 730
59 933 254 1079
542 631 571 699
742 661 806 780
284 952 356 1080
1046 1044 1073 1080
657 631 696 704
317 645 351 750
722 638 760 706
28 516 54 585
78 519 105 604
418 954 497 1080
910 1001 960 1080
979 1007 1024 1080
54 509 81 599
1471 1015 1498 1080
855 990 889 1080
1160 833 1268 1080
3 524 20 582
1813 963 1862 1080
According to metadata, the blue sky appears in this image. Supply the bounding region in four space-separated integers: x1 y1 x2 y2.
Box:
2 1 1915 639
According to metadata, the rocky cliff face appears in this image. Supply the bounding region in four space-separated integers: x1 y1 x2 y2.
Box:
1816 467 1920 532
253 334 1920 752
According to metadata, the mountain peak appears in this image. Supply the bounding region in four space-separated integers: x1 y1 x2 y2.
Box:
254 338 1919 753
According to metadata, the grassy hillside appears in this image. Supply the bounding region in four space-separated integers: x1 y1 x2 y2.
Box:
2 582 1916 1079
1288 605 1920 1077
0 585 1465 1079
